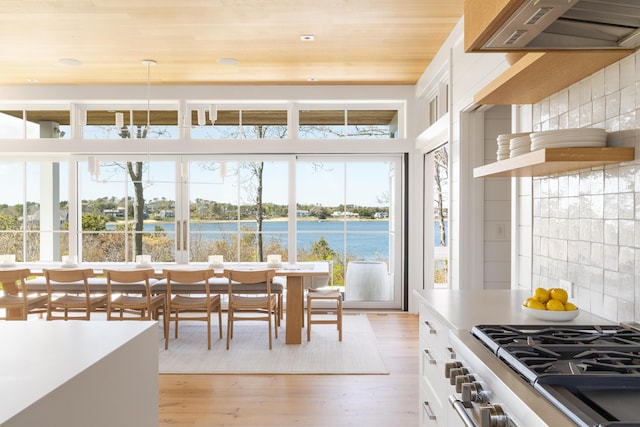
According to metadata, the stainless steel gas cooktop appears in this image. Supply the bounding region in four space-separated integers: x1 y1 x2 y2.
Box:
471 324 640 427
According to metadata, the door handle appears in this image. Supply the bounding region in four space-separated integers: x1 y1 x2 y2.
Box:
176 220 181 250
182 220 187 251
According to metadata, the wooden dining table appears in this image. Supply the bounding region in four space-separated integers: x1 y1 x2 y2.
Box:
18 261 330 345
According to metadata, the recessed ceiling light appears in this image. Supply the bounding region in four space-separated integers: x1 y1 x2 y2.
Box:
307 77 319 82
26 78 39 83
58 58 82 66
300 35 315 41
217 57 240 65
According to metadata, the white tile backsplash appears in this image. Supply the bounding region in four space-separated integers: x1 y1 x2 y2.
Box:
620 54 636 88
605 63 620 96
530 50 640 322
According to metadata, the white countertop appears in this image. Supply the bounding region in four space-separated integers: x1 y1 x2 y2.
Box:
0 321 157 425
413 288 612 330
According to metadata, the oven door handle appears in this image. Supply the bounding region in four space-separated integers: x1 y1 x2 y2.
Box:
449 395 477 427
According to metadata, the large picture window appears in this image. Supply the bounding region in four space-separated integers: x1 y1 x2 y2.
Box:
190 109 289 139
0 110 70 139
299 109 399 139
83 108 179 139
187 159 289 263
78 158 176 262
424 144 449 288
0 161 69 262
0 99 405 309
296 157 399 300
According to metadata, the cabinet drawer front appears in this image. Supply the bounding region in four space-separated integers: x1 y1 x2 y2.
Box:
421 348 451 409
420 377 445 427
419 309 449 356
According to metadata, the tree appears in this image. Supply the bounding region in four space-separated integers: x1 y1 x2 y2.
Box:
127 161 145 256
117 124 168 257
81 213 108 231
240 124 287 261
198 123 287 262
309 237 338 260
247 161 265 261
433 145 448 247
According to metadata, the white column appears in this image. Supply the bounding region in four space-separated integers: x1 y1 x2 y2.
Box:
40 163 60 262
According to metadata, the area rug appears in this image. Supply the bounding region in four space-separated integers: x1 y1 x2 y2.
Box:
158 313 388 374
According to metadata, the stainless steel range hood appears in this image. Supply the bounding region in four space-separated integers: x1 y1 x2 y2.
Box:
483 0 640 50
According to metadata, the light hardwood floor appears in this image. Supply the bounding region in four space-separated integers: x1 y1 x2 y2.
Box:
159 312 419 426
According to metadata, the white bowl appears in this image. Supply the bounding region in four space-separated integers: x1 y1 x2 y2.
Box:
521 305 580 321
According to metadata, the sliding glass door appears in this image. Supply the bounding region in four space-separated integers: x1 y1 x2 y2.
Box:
296 156 401 307
3 154 403 308
185 157 290 263
78 156 177 262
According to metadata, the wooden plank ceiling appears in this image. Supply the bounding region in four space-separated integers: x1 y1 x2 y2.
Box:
0 0 464 86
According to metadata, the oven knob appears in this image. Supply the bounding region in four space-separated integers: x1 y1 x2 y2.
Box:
461 381 486 404
455 374 476 393
480 404 509 427
449 367 469 385
444 361 462 378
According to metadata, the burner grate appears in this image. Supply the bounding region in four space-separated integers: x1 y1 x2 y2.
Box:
472 324 640 347
470 325 640 426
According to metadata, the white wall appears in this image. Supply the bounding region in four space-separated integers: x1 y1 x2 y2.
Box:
482 106 512 289
525 50 640 322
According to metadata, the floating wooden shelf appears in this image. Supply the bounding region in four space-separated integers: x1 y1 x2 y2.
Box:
474 147 635 178
474 51 633 105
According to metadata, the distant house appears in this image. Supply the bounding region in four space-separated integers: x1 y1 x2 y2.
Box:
374 212 389 219
296 210 310 217
103 207 125 218
331 211 359 218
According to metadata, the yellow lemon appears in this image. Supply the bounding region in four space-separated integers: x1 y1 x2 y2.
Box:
526 299 547 310
534 287 551 303
564 302 578 311
550 288 568 304
546 299 565 311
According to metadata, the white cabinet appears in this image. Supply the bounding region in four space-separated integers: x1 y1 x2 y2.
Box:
418 299 457 427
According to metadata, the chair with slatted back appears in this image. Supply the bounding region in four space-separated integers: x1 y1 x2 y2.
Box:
224 269 278 350
104 268 166 336
44 268 107 320
163 268 222 350
0 268 48 320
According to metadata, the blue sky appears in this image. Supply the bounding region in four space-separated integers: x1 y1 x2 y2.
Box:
0 160 392 208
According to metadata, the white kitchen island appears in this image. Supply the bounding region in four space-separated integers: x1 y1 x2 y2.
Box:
0 321 158 427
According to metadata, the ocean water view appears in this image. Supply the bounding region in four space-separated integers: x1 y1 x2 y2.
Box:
107 220 447 260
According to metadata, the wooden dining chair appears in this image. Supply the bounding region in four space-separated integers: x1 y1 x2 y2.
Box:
224 269 278 350
104 268 167 335
44 268 107 320
307 288 343 341
0 268 48 320
163 268 222 350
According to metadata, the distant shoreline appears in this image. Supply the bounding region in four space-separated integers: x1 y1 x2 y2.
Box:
108 217 390 225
